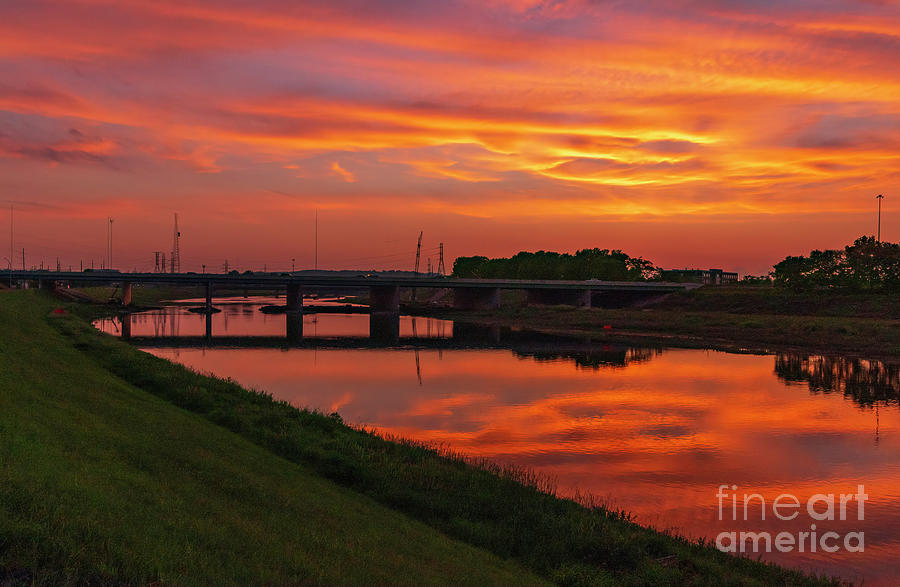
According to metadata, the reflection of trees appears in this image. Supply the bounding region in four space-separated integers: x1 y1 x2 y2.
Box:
515 347 661 370
775 354 900 406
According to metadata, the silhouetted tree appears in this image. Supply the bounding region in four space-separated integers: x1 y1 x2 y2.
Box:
773 236 900 291
452 249 660 281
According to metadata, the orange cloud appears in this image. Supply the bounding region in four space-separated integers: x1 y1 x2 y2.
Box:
0 0 898 272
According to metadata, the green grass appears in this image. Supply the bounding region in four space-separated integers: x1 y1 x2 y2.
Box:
0 290 545 586
653 285 900 319
26 291 839 586
75 284 205 307
419 295 900 359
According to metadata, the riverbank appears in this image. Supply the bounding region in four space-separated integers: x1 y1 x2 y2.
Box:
1 289 836 585
412 287 900 361
0 290 543 586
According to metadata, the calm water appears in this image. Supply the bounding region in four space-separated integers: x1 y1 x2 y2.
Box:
95 301 900 585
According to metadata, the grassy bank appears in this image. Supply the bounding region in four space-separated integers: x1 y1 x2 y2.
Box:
8 289 839 585
0 291 544 585
653 286 900 319
75 284 207 307
415 287 900 360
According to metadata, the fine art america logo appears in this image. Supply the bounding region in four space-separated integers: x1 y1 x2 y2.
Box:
715 485 867 554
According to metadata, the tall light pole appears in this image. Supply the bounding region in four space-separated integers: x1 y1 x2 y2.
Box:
107 217 114 269
876 194 884 242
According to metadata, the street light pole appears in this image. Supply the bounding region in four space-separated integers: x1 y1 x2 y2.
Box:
877 194 884 242
107 217 114 269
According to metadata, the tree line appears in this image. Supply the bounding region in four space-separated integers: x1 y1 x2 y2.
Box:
452 249 659 281
773 236 900 290
450 236 900 290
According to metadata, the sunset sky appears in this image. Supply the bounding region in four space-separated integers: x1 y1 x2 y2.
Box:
1 0 898 274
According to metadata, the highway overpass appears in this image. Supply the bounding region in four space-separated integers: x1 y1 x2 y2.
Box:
0 270 698 310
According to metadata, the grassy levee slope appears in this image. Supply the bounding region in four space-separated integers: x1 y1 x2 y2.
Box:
43 295 838 585
0 290 545 586
425 300 900 359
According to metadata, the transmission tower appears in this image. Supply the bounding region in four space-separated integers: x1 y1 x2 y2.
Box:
171 213 181 273
414 231 423 274
154 251 162 272
437 242 445 275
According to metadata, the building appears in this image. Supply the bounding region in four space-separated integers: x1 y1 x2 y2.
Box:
661 268 738 285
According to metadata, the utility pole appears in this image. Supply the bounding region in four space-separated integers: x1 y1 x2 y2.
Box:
314 208 318 271
292 257 295 272
171 213 181 273
21 248 24 271
412 231 424 301
414 231 423 275
877 194 884 242
9 204 12 273
107 216 114 269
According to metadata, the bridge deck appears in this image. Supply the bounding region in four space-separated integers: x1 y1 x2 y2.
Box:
0 270 696 292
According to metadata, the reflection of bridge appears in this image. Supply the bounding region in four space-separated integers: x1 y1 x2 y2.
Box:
111 312 660 369
3 270 697 310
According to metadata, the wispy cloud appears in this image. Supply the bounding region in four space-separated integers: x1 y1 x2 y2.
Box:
0 0 897 271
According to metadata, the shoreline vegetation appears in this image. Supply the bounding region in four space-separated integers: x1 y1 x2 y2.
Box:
72 283 900 361
1 289 839 585
412 287 900 362
437 239 900 361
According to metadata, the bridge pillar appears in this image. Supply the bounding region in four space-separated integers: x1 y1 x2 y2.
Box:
121 313 132 340
205 282 214 311
122 282 133 306
286 312 303 343
526 288 591 307
452 287 501 310
370 285 400 313
286 283 303 313
369 312 400 344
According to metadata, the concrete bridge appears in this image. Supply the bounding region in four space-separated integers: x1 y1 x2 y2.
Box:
0 270 697 311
